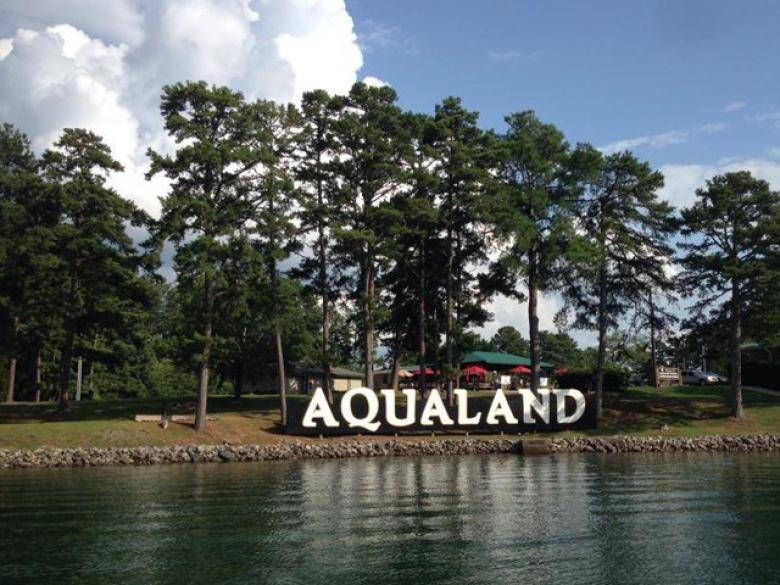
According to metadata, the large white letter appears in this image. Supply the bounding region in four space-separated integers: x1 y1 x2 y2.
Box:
454 389 481 425
518 389 550 424
302 387 339 428
381 389 417 427
486 389 519 424
341 387 380 432
420 389 454 426
554 388 586 423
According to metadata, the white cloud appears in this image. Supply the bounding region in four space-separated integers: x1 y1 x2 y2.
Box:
659 158 780 209
0 38 13 60
599 130 687 155
767 147 780 160
723 100 747 113
356 18 418 55
699 122 728 134
0 0 366 216
475 290 597 349
754 110 780 129
362 75 388 88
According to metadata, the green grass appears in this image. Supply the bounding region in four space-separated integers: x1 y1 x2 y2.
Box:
0 385 778 450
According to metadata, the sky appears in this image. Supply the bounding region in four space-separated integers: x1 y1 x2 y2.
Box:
1 0 778 347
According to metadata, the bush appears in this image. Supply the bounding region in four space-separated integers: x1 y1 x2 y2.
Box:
147 358 197 398
556 365 631 393
743 362 780 390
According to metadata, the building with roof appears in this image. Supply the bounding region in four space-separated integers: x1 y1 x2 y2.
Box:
460 351 554 371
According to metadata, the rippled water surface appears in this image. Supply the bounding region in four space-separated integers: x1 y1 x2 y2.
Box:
1 453 780 584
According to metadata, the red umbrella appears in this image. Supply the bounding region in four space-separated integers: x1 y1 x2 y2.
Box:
461 364 487 377
508 364 531 374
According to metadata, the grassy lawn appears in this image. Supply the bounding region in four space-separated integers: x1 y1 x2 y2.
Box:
0 385 778 450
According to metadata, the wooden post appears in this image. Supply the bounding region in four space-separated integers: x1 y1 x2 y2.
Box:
75 357 83 401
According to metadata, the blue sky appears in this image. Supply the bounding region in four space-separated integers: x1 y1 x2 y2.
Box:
351 0 780 174
1 0 777 348
349 0 780 343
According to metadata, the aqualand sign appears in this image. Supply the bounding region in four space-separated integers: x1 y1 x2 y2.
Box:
286 387 597 435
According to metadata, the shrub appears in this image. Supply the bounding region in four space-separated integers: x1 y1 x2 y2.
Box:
556 364 631 393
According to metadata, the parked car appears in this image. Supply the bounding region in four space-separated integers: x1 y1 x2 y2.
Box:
681 369 726 385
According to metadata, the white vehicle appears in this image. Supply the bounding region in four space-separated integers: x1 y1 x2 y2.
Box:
681 369 725 385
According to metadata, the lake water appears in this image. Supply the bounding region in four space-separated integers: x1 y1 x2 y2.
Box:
1 453 779 584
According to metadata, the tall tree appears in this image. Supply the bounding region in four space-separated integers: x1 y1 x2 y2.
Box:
247 99 301 427
491 325 530 356
539 330 583 369
0 123 55 402
679 171 779 418
40 128 151 409
489 111 571 394
430 98 491 404
379 111 441 393
148 81 261 431
330 82 404 389
562 146 673 416
295 90 341 401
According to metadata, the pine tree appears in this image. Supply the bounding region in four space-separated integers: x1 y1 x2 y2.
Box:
0 123 60 402
148 81 263 431
294 90 342 400
378 111 441 393
679 171 780 418
429 98 491 404
329 82 405 389
246 99 301 426
562 146 673 416
40 128 151 409
489 111 572 394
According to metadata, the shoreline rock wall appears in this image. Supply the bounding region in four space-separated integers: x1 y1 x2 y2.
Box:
0 435 778 469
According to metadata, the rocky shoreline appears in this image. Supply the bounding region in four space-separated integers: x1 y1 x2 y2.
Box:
0 435 778 469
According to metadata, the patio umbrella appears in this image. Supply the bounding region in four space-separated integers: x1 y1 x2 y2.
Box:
461 365 488 377
508 364 531 374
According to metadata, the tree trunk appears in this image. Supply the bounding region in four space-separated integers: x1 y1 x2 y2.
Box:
418 243 427 397
390 352 400 391
649 290 658 388
528 250 541 393
233 359 243 401
33 350 42 403
316 150 332 402
731 279 744 419
362 259 375 389
5 316 19 403
445 228 455 406
268 253 288 427
319 226 332 402
275 324 287 428
57 325 75 410
5 357 16 404
595 263 607 418
87 357 95 397
195 272 215 432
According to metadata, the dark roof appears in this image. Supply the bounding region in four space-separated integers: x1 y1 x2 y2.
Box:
460 351 554 369
290 363 364 379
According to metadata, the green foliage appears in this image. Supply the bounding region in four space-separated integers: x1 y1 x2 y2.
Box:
491 326 529 356
148 358 197 399
557 364 632 393
679 171 780 416
3 78 779 419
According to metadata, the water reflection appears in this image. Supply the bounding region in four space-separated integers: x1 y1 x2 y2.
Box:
1 453 779 584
